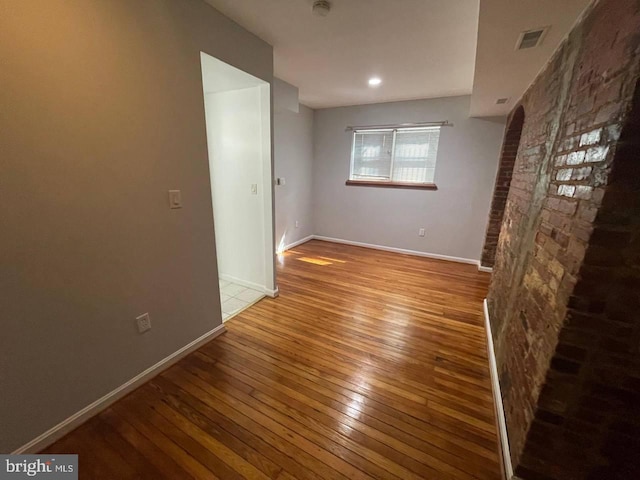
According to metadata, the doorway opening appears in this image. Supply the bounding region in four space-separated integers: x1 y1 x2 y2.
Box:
200 52 276 322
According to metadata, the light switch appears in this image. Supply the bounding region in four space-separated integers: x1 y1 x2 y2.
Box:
251 184 258 195
276 177 286 186
169 190 182 209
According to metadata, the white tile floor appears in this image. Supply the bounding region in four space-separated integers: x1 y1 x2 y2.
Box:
219 280 265 322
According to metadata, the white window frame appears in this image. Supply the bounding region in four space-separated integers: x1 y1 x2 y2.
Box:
348 126 441 187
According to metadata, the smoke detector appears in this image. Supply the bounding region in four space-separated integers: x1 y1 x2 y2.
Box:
312 0 331 17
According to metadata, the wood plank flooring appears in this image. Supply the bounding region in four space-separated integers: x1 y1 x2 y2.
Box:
44 239 501 479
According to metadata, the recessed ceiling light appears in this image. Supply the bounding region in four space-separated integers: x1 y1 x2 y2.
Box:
368 77 382 87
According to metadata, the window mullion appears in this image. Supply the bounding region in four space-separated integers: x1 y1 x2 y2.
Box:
388 129 397 180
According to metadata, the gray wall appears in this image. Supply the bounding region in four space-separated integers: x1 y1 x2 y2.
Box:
313 96 506 261
274 80 315 249
0 0 272 452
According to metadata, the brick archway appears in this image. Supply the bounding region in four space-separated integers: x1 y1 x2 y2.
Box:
481 106 525 268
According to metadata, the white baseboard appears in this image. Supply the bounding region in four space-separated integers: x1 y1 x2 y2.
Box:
264 287 279 298
280 234 492 273
312 235 481 267
219 274 275 297
484 299 513 479
281 235 314 252
12 323 227 454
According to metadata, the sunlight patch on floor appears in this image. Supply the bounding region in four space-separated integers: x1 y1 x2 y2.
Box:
318 256 347 263
297 257 333 266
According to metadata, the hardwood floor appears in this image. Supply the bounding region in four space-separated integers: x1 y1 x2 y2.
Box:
44 239 501 479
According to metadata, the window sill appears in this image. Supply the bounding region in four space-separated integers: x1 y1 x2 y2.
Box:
345 180 438 190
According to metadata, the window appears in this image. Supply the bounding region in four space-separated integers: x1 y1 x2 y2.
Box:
347 126 441 189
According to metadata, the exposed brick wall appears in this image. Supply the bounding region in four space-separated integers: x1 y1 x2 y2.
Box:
517 78 640 480
486 0 640 478
481 107 525 268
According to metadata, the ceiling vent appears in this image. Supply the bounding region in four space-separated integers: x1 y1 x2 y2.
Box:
516 27 549 50
312 0 331 17
496 98 509 105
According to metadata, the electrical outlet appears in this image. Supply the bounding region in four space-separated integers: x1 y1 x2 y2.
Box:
295 220 299 228
418 228 425 237
136 313 152 333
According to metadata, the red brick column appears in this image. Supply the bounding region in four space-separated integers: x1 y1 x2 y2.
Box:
517 78 640 480
481 106 525 268
485 0 640 477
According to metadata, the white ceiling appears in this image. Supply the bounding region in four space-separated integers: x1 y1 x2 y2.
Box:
205 0 480 109
471 0 591 117
204 0 591 115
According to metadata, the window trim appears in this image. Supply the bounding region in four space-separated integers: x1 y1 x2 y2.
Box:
347 126 440 189
345 179 438 190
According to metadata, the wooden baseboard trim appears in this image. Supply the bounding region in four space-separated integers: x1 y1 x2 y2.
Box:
484 299 514 479
12 323 227 454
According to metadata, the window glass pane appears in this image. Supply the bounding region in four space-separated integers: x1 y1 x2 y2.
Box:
391 127 440 183
351 130 394 180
